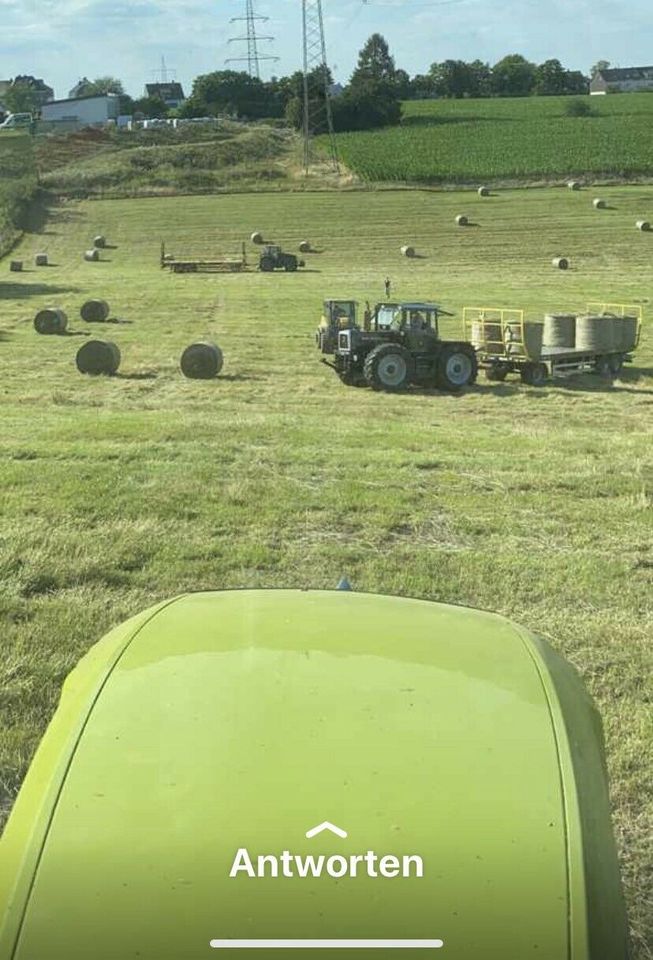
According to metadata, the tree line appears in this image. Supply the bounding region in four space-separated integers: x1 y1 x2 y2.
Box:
3 37 597 134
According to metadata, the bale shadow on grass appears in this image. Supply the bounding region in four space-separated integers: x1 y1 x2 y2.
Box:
57 330 90 338
0 283 79 300
115 372 158 381
218 373 262 382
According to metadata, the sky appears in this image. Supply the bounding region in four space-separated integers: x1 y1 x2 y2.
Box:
0 0 651 100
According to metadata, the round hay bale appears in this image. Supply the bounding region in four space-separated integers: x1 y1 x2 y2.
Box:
84 249 100 262
80 299 110 323
35 253 48 267
567 180 581 191
552 256 569 270
76 340 121 375
298 240 311 253
636 219 651 232
544 313 576 348
250 232 264 244
477 186 490 197
613 315 639 352
575 315 615 353
10 260 23 272
180 341 224 380
505 321 544 361
400 245 415 257
455 215 468 226
593 198 607 209
34 307 68 336
93 235 107 249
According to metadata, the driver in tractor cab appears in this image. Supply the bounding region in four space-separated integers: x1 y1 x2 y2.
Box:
408 310 426 330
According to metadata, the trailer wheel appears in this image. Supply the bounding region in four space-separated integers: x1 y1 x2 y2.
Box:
486 363 509 382
259 256 274 272
435 343 478 391
520 362 548 386
594 356 613 378
364 343 414 391
608 354 624 375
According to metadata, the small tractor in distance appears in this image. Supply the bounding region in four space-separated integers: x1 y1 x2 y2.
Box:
258 245 304 272
317 299 478 392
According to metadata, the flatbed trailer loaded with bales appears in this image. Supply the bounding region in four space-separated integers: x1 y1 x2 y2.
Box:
464 303 642 386
160 241 248 273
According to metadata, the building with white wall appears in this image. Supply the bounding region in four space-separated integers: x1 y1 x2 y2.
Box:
41 93 120 124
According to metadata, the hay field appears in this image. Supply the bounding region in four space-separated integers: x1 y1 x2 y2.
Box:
0 186 652 956
333 93 653 183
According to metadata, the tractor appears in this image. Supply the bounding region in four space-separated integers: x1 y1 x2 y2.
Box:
258 245 304 272
317 299 478 391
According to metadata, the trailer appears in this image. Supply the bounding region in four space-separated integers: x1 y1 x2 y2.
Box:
463 303 642 386
160 241 248 273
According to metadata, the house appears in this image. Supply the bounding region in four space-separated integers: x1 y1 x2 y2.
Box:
590 66 653 94
11 75 54 105
41 94 120 126
144 82 185 107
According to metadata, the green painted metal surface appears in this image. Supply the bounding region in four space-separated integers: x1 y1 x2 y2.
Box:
0 591 628 960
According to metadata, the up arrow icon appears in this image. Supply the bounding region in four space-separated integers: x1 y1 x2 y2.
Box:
305 821 348 839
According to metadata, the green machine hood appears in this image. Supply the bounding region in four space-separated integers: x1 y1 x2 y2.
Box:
0 591 628 960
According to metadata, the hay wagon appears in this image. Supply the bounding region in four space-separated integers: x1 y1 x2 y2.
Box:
160 241 248 274
463 302 642 385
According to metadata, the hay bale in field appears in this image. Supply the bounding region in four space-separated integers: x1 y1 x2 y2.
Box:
636 219 650 232
10 261 23 272
76 340 121 375
575 315 615 353
544 313 576 348
593 198 607 209
455 215 468 226
477 186 490 197
80 299 110 323
180 341 224 380
93 235 107 249
84 249 100 262
400 245 416 257
298 240 311 253
567 180 581 191
552 256 569 270
35 253 48 267
34 307 68 335
250 232 264 244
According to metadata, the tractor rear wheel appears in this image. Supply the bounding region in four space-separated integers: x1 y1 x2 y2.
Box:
435 343 478 391
284 260 298 272
259 257 274 272
364 343 414 391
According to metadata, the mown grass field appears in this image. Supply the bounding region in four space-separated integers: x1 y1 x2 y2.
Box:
332 93 653 183
1 185 652 956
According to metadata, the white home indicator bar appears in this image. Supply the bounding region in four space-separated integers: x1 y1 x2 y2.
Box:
210 940 443 950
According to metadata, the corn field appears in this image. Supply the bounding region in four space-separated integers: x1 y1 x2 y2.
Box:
329 93 653 183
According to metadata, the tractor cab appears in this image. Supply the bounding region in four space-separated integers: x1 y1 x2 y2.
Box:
317 299 358 354
373 302 441 336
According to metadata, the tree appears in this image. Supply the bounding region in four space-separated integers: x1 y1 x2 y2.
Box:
409 73 437 99
429 60 472 98
590 60 610 78
534 59 567 96
79 77 125 96
132 96 168 119
332 80 402 132
564 71 589 95
467 60 492 98
491 54 537 97
350 33 396 85
393 69 412 100
181 71 275 120
3 82 43 115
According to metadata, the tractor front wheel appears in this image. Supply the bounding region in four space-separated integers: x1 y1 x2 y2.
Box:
259 257 274 272
435 344 478 391
364 343 414 391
